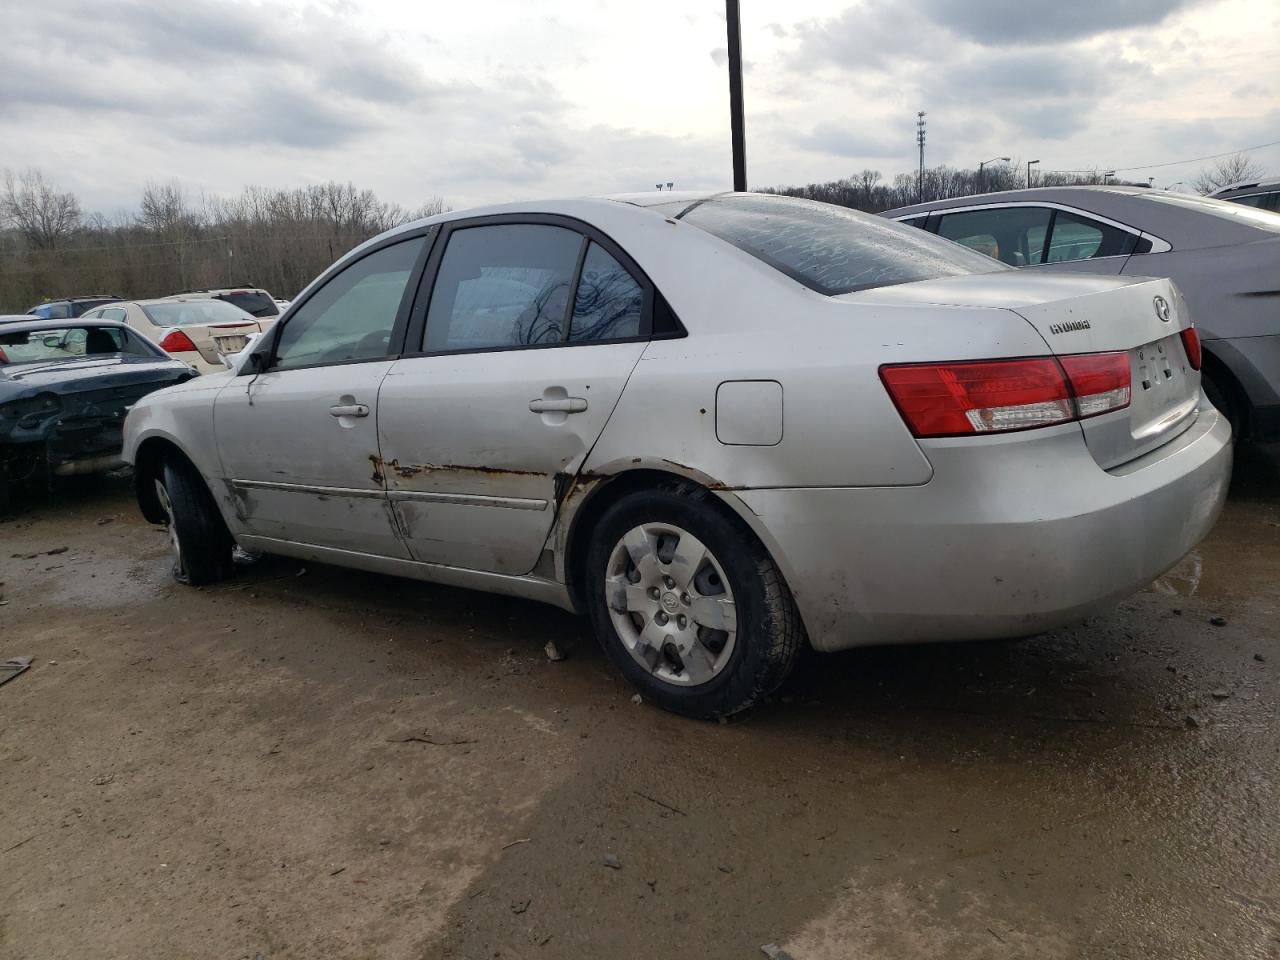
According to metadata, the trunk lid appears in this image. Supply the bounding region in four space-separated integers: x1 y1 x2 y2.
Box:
186 318 271 364
848 272 1202 468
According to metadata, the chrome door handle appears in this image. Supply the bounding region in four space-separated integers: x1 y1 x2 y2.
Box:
329 403 370 418
529 398 587 414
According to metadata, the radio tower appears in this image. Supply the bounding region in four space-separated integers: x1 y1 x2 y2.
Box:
916 112 927 203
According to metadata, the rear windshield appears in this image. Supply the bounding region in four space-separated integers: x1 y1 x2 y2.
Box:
141 299 258 327
0 325 159 365
679 194 1007 295
217 291 278 317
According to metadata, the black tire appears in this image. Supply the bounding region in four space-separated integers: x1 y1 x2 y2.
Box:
1202 367 1243 441
156 457 235 586
584 481 803 719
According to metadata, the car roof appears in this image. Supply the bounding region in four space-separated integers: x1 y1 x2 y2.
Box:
881 185 1276 249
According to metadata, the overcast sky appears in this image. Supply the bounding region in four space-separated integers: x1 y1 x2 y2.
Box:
4 0 1277 215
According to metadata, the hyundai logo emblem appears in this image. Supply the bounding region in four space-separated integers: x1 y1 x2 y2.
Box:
1153 296 1171 322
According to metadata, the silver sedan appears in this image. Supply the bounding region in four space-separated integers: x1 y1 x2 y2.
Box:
122 193 1232 718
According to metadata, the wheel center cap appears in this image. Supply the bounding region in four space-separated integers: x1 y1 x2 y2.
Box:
660 591 680 613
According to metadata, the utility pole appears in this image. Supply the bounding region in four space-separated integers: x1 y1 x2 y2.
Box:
1027 159 1040 188
916 112 927 203
726 0 747 192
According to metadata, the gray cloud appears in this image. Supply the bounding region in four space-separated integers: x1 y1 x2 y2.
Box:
0 0 450 149
795 122 905 158
916 0 1209 45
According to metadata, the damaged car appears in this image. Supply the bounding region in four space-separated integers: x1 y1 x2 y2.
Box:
0 317 196 510
122 194 1231 719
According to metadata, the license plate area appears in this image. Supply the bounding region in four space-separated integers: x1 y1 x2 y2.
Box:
214 334 249 354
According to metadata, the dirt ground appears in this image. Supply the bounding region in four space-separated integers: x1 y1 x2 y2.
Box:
1 448 1278 960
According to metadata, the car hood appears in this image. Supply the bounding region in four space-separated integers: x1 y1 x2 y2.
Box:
839 269 1153 310
0 356 192 402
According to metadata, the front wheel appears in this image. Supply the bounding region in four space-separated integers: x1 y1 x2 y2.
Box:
155 457 235 586
584 482 803 719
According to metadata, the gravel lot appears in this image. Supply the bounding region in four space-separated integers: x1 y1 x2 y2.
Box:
1 447 1277 960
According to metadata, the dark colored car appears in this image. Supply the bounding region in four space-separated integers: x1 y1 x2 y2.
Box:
882 187 1280 441
26 295 124 320
1210 176 1280 212
0 317 195 509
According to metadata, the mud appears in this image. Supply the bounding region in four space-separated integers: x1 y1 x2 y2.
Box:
1 451 1277 959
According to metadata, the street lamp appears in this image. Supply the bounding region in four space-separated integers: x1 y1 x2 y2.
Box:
1027 159 1040 189
979 156 1011 191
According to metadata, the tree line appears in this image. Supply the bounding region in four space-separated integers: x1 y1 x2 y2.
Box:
761 152 1266 214
0 169 446 313
763 163 1134 213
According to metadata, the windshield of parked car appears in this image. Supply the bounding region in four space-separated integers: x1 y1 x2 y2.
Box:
0 325 160 365
679 194 1008 295
141 299 258 327
1139 191 1280 231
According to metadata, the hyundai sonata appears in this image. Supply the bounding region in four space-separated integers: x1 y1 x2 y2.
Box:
122 193 1231 718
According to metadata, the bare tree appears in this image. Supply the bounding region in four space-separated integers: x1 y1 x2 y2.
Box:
1192 152 1266 195
1 168 82 249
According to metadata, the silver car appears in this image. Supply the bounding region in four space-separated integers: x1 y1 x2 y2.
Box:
883 187 1280 442
122 193 1231 718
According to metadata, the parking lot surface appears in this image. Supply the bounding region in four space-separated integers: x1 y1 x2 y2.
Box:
1 449 1277 960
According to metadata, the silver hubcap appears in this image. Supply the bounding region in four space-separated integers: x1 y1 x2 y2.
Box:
605 522 737 687
154 479 186 579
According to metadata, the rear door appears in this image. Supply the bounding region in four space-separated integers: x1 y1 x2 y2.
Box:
376 217 652 575
213 234 430 556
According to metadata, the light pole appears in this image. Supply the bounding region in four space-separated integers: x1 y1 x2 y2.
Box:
978 156 1011 192
1027 159 1040 188
725 0 746 192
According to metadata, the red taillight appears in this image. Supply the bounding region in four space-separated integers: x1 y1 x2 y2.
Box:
1180 327 1202 371
881 352 1132 438
158 329 198 353
1059 352 1132 420
0 347 7 363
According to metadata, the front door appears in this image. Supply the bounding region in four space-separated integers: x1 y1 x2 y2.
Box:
377 220 652 574
214 235 428 557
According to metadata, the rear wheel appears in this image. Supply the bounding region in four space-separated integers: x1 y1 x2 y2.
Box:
584 482 803 718
156 457 235 586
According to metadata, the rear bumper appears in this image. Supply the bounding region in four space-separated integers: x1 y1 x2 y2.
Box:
730 402 1232 652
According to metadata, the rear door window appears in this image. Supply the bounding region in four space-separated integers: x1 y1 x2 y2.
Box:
423 224 583 351
935 207 1054 265
1045 211 1136 262
568 243 643 342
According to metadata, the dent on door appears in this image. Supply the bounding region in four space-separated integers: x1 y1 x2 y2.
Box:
376 343 647 574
